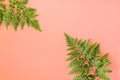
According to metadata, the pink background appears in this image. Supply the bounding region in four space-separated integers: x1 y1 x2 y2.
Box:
0 0 120 80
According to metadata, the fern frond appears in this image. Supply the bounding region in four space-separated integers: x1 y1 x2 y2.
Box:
65 33 112 80
0 0 41 31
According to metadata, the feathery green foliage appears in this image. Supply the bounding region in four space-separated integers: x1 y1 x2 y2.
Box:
0 0 41 31
64 33 112 80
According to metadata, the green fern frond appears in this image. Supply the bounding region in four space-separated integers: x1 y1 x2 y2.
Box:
65 33 112 80
0 0 41 31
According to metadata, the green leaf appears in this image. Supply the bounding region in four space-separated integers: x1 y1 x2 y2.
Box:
13 22 18 30
102 53 109 60
66 55 76 61
67 51 76 55
31 20 41 31
96 61 103 67
73 76 81 80
64 33 74 46
67 47 75 50
5 19 11 29
77 39 82 47
28 8 36 14
20 19 25 29
26 18 31 27
88 43 99 59
104 77 110 80
89 43 98 54
103 61 111 66
0 10 3 25
29 14 38 18
22 0 28 4
94 43 100 55
12 14 19 30
67 60 80 68
103 68 112 73
79 40 87 52
82 39 90 54
69 67 80 74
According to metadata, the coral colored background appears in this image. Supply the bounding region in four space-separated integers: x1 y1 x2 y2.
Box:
0 0 120 80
